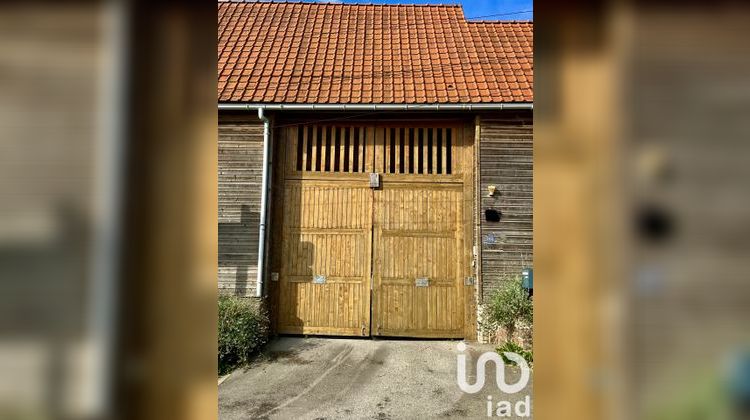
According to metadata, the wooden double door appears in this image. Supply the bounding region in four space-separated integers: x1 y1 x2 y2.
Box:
274 123 472 338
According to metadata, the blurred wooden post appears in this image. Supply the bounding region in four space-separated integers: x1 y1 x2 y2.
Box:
118 3 218 420
534 5 628 420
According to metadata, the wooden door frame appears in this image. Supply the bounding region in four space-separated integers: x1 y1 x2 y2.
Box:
267 118 477 340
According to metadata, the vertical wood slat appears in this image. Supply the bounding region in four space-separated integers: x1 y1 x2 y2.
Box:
374 127 383 173
321 126 328 172
348 126 354 173
412 128 418 174
365 127 374 173
414 128 420 174
338 127 346 172
441 128 447 174
456 128 466 173
331 126 344 172
432 128 439 175
334 126 340 172
354 127 365 172
355 127 359 173
310 126 318 171
338 126 345 172
332 127 338 172
332 127 338 173
454 127 462 174
285 127 294 173
404 129 411 174
395 128 401 174
385 127 391 174
301 126 308 171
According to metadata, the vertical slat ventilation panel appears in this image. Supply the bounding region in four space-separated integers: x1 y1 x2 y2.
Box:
380 126 456 175
293 125 371 173
292 125 454 175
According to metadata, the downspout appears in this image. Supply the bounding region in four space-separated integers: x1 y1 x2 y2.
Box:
473 115 483 322
87 0 127 415
256 107 272 297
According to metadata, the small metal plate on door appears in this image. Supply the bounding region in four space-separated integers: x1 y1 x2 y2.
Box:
415 277 429 287
369 173 381 188
313 275 327 284
464 276 475 286
271 272 279 282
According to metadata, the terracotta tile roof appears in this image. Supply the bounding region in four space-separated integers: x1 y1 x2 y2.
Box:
218 1 533 104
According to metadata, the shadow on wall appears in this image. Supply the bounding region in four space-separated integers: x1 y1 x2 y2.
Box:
218 204 259 296
282 239 313 328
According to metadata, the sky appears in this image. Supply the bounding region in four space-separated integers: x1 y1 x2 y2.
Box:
313 0 534 20
458 0 532 20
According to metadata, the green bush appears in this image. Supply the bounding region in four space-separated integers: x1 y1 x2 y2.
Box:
483 275 533 344
218 295 269 375
496 341 533 366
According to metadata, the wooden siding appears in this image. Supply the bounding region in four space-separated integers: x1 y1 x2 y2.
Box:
218 117 264 296
478 112 533 301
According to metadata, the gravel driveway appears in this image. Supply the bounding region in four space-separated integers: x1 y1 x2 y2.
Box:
219 337 532 419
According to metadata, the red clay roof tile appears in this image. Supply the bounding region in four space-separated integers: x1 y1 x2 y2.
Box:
218 1 532 104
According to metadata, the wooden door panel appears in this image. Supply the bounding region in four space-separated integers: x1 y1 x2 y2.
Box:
277 181 372 336
372 185 464 337
376 285 461 335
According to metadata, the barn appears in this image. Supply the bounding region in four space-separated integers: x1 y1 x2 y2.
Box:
218 1 532 340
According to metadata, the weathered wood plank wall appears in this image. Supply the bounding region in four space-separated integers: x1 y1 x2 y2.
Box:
218 116 264 296
478 112 533 301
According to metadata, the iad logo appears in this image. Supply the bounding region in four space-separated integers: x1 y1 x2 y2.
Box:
456 342 532 417
456 342 530 394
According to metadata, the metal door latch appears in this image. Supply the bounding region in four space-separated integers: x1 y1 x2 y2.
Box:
464 276 475 286
369 173 381 188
